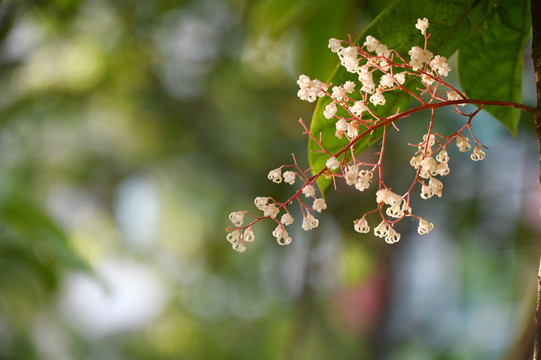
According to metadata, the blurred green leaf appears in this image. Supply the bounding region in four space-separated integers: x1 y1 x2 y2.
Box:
457 0 531 134
0 193 90 272
309 0 491 195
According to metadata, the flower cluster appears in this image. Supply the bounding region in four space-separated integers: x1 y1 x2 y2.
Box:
226 18 490 253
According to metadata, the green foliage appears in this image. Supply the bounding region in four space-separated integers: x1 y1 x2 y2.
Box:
458 0 531 134
309 0 492 195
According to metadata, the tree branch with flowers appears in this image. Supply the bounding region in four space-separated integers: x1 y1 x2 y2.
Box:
228 0 541 357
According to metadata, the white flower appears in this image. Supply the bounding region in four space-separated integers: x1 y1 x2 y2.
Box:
226 229 241 244
394 72 406 85
345 166 359 185
302 213 319 231
471 145 486 161
350 101 368 116
374 221 389 238
355 170 373 191
385 227 401 244
430 55 451 76
297 75 327 102
369 91 386 106
376 189 402 206
436 162 450 176
326 156 341 170
268 167 282 183
336 118 348 132
283 171 296 185
332 86 346 101
328 38 342 53
456 135 472 152
313 198 327 213
347 122 358 138
338 46 360 72
353 217 370 233
232 242 246 253
281 213 294 226
302 184 316 198
376 44 391 58
386 204 404 219
244 227 255 242
408 46 433 70
420 184 434 199
273 225 292 245
417 218 434 235
229 211 245 226
429 177 443 197
363 35 381 52
447 91 464 104
343 81 356 93
324 102 337 119
415 18 429 35
379 74 395 88
254 196 270 210
263 203 279 219
436 149 449 163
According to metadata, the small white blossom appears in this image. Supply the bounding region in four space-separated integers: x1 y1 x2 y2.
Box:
302 184 316 198
328 38 342 53
376 189 402 206
254 197 270 210
385 227 401 244
379 74 395 88
417 218 434 235
415 18 429 35
420 184 434 199
376 44 391 58
283 171 296 185
374 221 389 238
326 156 341 170
268 167 282 183
456 135 472 152
408 46 433 70
436 162 450 176
471 145 486 161
244 227 255 242
350 101 368 116
345 166 359 185
232 242 246 253
263 203 280 219
229 211 245 226
338 46 360 72
447 91 464 104
313 198 327 213
430 55 451 76
273 225 292 245
436 149 449 163
281 213 294 226
369 91 386 106
297 75 327 102
386 204 404 219
395 72 406 85
332 86 346 101
343 81 356 93
363 35 381 52
324 102 337 119
302 213 319 231
226 229 241 244
353 217 370 233
347 122 358 138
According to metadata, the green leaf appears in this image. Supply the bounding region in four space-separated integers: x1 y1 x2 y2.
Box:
309 0 492 195
457 0 531 134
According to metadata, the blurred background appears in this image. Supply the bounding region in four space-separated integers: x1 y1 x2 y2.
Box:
0 0 539 359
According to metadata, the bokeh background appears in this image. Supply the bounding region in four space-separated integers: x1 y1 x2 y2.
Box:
0 0 540 359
